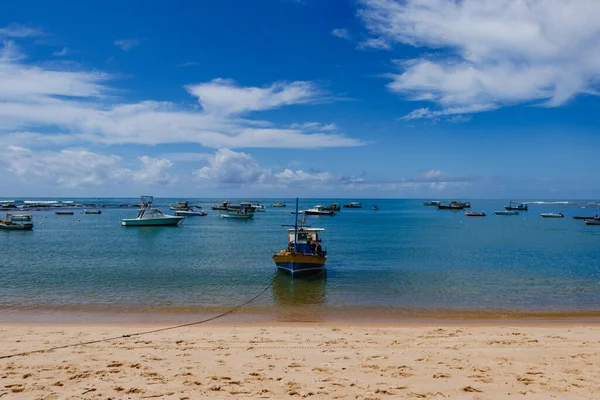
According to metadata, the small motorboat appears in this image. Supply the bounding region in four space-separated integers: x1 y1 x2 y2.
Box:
220 202 255 219
372 205 379 211
251 203 266 212
84 210 102 214
170 201 190 211
573 215 598 220
303 206 335 216
423 200 441 206
55 211 74 215
175 210 207 216
271 202 286 207
438 202 465 210
494 210 519 215
465 211 486 217
541 213 564 218
212 201 231 211
585 219 600 225
122 196 184 226
0 214 33 230
343 202 362 208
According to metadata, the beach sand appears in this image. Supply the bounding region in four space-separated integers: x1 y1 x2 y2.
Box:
1 322 599 399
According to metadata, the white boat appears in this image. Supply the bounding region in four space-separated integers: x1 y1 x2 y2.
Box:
585 219 600 225
343 202 362 208
220 202 255 219
303 206 335 216
271 202 286 207
0 214 33 230
122 196 184 226
175 210 207 216
541 213 564 218
494 210 519 216
251 203 266 212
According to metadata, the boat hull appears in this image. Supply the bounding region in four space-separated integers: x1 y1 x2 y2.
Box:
465 212 485 217
121 217 183 226
273 252 326 275
585 219 600 225
304 210 334 216
220 213 253 219
55 211 74 215
175 210 207 216
0 223 33 230
494 211 519 215
541 213 564 218
85 210 102 214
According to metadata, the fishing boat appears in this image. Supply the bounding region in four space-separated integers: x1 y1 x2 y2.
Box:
573 215 598 220
212 201 231 211
465 211 486 217
327 203 341 211
84 210 102 214
175 209 207 216
121 196 184 226
423 200 441 206
343 202 362 208
505 201 528 211
437 202 465 210
585 219 600 225
220 202 255 219
55 211 74 215
541 213 564 218
271 202 286 207
169 201 190 211
273 199 327 275
0 214 33 230
303 206 335 216
251 203 266 212
494 210 519 215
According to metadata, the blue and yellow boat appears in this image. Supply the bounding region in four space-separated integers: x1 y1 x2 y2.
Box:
273 199 327 276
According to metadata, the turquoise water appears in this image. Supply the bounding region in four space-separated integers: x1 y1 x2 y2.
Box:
1 198 600 321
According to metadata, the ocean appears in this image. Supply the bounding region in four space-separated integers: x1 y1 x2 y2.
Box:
1 198 600 322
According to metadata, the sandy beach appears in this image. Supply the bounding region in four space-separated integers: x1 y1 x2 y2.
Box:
1 322 600 399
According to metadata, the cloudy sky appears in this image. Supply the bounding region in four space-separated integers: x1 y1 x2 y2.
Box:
1 0 599 198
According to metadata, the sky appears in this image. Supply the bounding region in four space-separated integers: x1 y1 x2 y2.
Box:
1 0 599 199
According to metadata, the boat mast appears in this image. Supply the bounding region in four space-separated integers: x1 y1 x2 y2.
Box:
294 198 298 253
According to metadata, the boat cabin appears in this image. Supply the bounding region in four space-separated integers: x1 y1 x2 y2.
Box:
285 228 325 255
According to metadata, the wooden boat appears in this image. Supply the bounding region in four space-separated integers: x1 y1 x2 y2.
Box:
273 199 327 275
494 210 519 215
540 213 564 218
84 210 102 214
220 202 255 219
343 202 362 208
465 211 486 217
55 211 74 215
169 201 190 211
438 202 465 210
0 214 33 230
423 200 441 206
585 219 600 225
122 196 184 226
505 201 528 211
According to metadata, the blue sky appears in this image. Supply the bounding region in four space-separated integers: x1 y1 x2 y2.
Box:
1 0 599 198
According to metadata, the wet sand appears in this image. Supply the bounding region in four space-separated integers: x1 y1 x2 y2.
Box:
1 322 600 399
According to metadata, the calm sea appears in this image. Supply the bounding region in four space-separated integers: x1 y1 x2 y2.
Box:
1 198 600 322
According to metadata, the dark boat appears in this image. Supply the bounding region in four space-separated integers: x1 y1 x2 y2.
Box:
573 216 598 220
437 202 465 210
55 211 74 215
465 211 485 217
505 201 528 211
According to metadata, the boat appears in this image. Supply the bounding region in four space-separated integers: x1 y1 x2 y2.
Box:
343 202 362 208
273 199 327 275
220 202 255 219
573 215 598 220
271 202 286 207
505 201 528 211
212 201 230 211
437 202 465 210
465 211 486 217
303 206 335 216
327 203 341 211
55 211 74 215
169 201 190 211
175 210 207 216
0 214 33 230
494 210 519 215
541 213 564 218
251 203 266 212
585 219 600 225
84 210 102 214
423 201 441 206
121 196 184 226
372 205 379 211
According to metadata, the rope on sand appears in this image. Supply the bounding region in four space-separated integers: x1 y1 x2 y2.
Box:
0 281 273 360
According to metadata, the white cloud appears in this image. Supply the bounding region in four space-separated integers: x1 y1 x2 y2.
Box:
0 146 176 188
53 47 69 56
358 0 600 118
331 28 351 40
114 38 139 51
0 42 363 149
0 24 42 38
194 148 265 184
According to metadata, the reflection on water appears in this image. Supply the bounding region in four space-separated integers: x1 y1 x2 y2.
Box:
271 271 327 322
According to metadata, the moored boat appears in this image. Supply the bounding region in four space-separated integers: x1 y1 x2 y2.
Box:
122 196 184 226
175 210 207 216
84 210 102 214
169 201 190 211
271 202 286 207
251 203 266 212
0 214 33 230
505 201 528 211
573 215 598 220
585 219 600 225
465 211 486 217
55 211 74 215
343 202 362 208
220 202 255 219
372 205 379 211
212 201 230 211
273 199 327 276
438 202 465 210
540 213 564 218
303 206 335 216
494 210 519 215
423 200 441 206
